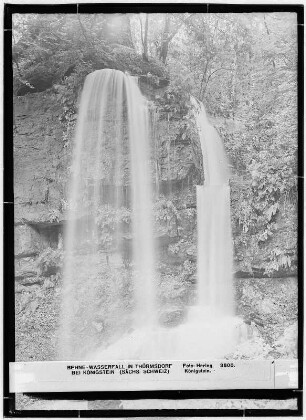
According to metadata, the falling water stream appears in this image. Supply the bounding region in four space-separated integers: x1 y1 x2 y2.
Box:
59 69 156 359
59 69 240 361
192 97 234 316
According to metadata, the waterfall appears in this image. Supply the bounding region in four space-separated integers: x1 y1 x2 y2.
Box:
192 98 234 316
59 71 240 361
88 95 240 360
59 69 156 359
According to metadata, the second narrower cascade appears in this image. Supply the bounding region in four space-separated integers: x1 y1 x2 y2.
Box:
192 97 234 316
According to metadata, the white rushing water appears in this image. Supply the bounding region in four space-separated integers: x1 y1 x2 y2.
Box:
192 97 234 316
60 70 240 361
59 69 156 359
89 96 240 361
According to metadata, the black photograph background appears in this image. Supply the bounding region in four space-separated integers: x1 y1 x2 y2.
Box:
3 2 303 417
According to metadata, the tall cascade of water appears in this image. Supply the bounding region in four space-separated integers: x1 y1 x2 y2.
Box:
59 69 156 359
192 97 234 317
60 71 240 361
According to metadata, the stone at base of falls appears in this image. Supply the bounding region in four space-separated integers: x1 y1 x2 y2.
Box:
159 307 186 327
87 307 243 360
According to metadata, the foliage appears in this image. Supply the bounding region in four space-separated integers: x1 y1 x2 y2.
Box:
153 193 197 280
13 14 82 95
274 322 297 358
227 329 273 360
164 12 298 275
95 205 131 253
153 195 180 236
57 61 94 125
154 85 191 120
13 14 168 96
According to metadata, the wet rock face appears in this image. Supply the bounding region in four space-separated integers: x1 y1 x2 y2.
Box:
14 93 67 224
13 91 67 334
15 257 37 280
15 225 43 258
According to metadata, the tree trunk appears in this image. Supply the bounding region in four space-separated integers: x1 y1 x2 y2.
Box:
159 15 171 64
142 14 149 61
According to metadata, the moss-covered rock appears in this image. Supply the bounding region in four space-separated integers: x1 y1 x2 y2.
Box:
16 44 169 96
